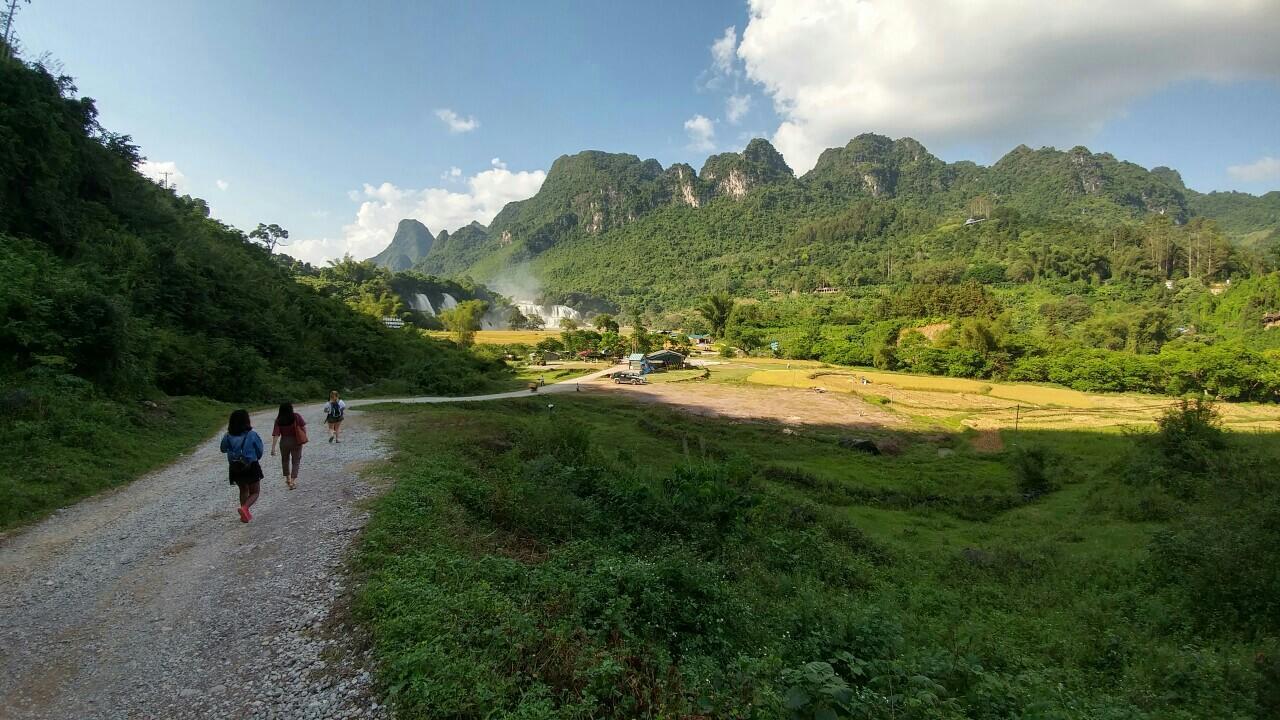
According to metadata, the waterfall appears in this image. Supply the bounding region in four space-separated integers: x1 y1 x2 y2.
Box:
515 301 582 329
410 293 436 315
440 293 459 311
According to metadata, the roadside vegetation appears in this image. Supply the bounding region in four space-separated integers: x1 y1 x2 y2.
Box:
356 396 1280 719
1 393 230 531
0 52 509 527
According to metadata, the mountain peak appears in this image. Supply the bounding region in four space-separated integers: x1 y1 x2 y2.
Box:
804 132 947 199
700 139 795 199
369 218 434 271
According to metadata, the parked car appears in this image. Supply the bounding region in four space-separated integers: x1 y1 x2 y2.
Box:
612 372 647 385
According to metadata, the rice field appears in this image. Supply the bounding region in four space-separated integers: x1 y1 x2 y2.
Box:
426 329 562 345
724 362 1280 432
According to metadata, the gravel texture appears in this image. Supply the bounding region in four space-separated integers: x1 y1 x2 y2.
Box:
0 367 621 719
0 403 389 719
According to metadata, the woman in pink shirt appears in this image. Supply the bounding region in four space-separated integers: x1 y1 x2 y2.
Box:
269 402 307 490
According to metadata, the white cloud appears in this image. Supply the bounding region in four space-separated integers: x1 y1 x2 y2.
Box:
684 114 717 152
139 160 186 191
215 179 229 191
289 160 546 265
711 25 738 76
738 0 1280 172
1227 156 1280 183
726 94 752 124
435 108 479 134
441 166 463 182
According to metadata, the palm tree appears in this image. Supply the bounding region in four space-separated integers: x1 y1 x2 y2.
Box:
697 292 733 339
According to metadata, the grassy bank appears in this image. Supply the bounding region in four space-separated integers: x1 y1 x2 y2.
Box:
355 396 1280 719
2 388 230 531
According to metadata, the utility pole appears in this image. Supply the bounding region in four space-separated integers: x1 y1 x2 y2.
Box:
159 171 173 190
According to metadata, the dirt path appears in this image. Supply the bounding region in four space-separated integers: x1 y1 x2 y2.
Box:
0 368 619 720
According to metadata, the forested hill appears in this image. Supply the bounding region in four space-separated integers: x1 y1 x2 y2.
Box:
0 52 501 404
399 134 1280 308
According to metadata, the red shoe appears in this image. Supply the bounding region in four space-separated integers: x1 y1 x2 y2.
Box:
238 506 250 523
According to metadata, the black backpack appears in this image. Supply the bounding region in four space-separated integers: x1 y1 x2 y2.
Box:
327 401 344 422
228 433 254 471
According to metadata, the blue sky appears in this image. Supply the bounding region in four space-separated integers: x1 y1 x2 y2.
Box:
15 0 1280 263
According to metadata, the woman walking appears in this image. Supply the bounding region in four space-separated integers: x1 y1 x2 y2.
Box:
324 390 347 443
220 409 264 523
270 402 308 490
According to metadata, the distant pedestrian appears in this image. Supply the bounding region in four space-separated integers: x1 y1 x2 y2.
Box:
220 409 264 523
270 402 308 490
324 391 347 443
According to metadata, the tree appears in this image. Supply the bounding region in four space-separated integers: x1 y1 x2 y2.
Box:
507 308 531 330
593 313 619 333
440 300 487 347
697 292 734 339
733 328 765 355
249 223 289 253
559 317 580 331
1 0 31 59
630 323 655 353
598 331 627 358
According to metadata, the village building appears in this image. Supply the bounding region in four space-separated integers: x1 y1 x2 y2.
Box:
628 349 687 373
627 353 651 373
687 334 712 348
644 349 686 370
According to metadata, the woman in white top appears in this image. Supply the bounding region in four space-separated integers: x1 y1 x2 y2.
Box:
324 390 347 443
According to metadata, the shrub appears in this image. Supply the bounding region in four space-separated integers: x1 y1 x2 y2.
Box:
1153 398 1225 475
1010 444 1056 498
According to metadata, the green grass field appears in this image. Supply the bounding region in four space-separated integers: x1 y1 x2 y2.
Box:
2 393 231 531
355 395 1280 719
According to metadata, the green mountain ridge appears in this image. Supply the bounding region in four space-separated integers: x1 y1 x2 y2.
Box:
370 218 435 271
373 135 1278 310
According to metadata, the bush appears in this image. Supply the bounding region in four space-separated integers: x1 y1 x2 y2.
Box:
1153 399 1225 475
1009 444 1057 498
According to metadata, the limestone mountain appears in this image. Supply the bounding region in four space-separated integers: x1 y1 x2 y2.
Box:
370 219 435 271
699 138 795 199
402 134 1277 307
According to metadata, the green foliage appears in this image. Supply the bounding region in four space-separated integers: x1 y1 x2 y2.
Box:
359 399 1280 719
0 56 506 403
0 376 228 530
440 299 487 347
0 54 509 525
1009 444 1057 498
697 291 734 339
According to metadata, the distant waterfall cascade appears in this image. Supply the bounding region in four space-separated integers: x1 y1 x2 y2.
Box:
515 301 582 329
440 293 459 310
409 293 436 315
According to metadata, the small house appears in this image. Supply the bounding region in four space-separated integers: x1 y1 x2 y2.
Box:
627 353 653 373
688 334 712 348
644 349 686 370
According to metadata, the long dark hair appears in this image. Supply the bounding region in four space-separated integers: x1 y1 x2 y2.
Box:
276 402 295 427
227 409 252 436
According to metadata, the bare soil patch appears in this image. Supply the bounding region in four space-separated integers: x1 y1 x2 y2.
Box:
591 379 903 429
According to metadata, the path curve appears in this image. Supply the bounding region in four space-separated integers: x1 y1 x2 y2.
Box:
0 366 621 720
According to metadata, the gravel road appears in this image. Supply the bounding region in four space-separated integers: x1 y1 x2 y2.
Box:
0 368 620 720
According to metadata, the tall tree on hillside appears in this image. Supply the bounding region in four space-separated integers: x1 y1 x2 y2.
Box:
249 223 290 253
441 300 487 347
592 313 619 333
1 0 31 59
697 292 734 338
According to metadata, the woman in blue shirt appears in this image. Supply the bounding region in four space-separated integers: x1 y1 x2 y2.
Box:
220 409 265 523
